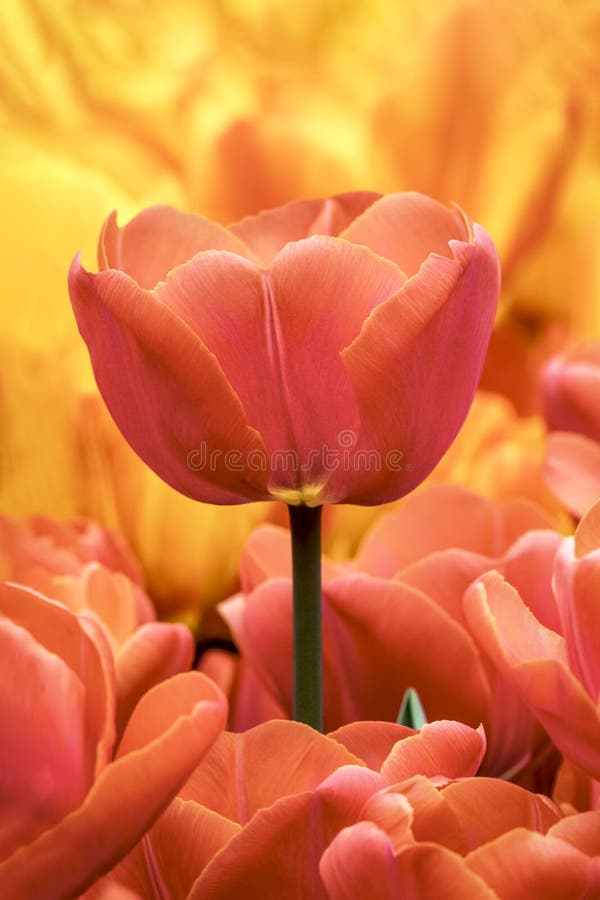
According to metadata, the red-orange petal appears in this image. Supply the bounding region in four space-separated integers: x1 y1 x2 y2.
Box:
69 258 268 504
0 673 226 898
99 206 257 287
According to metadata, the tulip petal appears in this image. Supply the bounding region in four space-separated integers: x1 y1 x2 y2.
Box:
542 353 600 443
548 810 600 856
69 258 269 504
380 721 486 784
466 829 592 898
189 766 381 900
321 824 496 900
0 582 114 783
340 191 470 275
158 236 406 500
0 617 89 859
324 575 491 730
356 486 505 577
438 778 559 850
328 721 415 771
320 822 404 900
544 431 600 517
554 538 600 700
0 672 227 898
99 206 257 288
342 226 499 504
464 573 600 778
501 530 563 633
575 499 600 557
229 191 381 266
115 622 194 737
111 800 240 899
179 720 364 823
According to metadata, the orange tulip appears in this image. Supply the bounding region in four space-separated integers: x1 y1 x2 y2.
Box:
0 582 227 899
464 500 600 780
207 486 561 777
93 718 487 898
0 514 195 735
69 192 499 507
543 342 600 441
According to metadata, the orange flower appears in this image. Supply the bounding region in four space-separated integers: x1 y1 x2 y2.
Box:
464 500 600 781
92 718 488 897
204 486 561 778
90 718 600 898
0 582 227 898
0 514 195 735
69 192 499 507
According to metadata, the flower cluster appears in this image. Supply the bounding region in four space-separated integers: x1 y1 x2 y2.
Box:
3 2 599 897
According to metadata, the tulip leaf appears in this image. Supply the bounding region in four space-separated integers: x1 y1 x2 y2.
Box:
397 687 428 729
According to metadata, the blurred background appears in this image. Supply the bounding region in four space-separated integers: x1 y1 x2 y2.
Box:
0 0 598 623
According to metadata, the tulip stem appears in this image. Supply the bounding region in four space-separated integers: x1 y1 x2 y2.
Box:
289 504 323 732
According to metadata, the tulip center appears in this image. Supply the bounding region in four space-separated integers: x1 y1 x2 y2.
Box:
269 483 328 507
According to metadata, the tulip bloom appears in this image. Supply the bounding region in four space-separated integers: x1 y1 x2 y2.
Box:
0 514 195 734
91 718 599 899
0 582 227 899
92 718 488 898
465 500 600 781
542 342 600 442
69 192 499 507
207 486 561 777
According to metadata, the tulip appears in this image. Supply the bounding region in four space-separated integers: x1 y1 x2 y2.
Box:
0 513 143 594
0 581 227 899
464 500 600 780
0 513 196 735
212 486 561 778
92 718 488 898
542 342 600 442
69 191 499 507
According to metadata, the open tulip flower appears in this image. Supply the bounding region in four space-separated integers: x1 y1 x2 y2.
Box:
0 582 227 899
465 499 600 782
69 191 499 507
211 486 563 778
0 514 196 736
87 718 600 899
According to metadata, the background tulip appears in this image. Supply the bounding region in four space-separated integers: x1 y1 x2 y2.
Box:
465 504 600 781
0 582 227 898
93 719 486 898
206 487 561 780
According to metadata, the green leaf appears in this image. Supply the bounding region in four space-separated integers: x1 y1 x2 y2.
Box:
396 687 427 729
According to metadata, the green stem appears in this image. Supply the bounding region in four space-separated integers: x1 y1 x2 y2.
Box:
288 504 323 731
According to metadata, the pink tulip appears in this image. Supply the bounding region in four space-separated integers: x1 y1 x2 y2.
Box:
69 192 499 506
321 806 600 899
0 582 227 899
544 431 600 517
464 500 600 781
542 342 600 442
215 486 561 778
0 513 143 586
0 514 195 735
95 718 487 898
